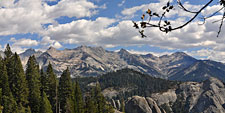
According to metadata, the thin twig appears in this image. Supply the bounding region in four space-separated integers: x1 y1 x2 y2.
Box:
177 0 199 13
217 11 225 37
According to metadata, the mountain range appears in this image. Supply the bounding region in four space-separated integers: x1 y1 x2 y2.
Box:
16 45 225 82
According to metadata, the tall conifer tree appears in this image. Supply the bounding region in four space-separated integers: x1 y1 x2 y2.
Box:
91 83 114 113
4 44 13 59
0 56 18 113
10 53 29 107
40 91 53 113
84 95 96 113
40 69 49 94
26 55 41 113
3 44 29 112
46 63 57 113
59 68 73 113
74 81 84 113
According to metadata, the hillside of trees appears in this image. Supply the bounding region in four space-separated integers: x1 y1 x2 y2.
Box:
76 68 179 100
0 44 114 113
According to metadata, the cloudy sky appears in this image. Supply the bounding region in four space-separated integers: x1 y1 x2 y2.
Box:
0 0 225 62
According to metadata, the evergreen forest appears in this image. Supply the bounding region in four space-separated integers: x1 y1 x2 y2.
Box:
0 44 114 113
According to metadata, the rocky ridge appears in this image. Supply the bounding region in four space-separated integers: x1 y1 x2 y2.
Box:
18 46 196 77
124 77 225 113
17 46 225 82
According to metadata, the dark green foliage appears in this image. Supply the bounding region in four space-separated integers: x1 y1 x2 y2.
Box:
76 68 178 100
4 44 13 59
2 95 18 113
26 106 32 113
46 63 57 113
91 83 105 113
40 91 53 113
74 81 84 113
17 103 31 113
73 77 97 93
0 56 11 96
26 56 41 113
9 53 29 107
40 69 49 94
84 95 97 113
91 83 114 113
98 68 177 99
0 56 18 113
65 98 73 113
59 68 73 113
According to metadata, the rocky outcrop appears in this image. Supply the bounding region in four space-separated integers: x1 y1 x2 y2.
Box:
190 77 225 113
124 77 225 113
151 89 177 106
125 96 153 113
125 96 164 113
146 97 162 113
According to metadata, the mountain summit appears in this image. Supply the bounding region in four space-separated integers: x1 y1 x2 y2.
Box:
17 46 225 82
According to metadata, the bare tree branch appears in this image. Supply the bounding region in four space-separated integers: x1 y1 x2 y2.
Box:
133 0 225 38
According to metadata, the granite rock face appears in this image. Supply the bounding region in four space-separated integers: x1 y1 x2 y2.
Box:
125 96 164 113
125 77 225 113
125 96 153 113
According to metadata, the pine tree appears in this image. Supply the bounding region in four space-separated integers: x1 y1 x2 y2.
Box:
92 83 105 113
4 44 13 59
40 69 49 94
17 103 31 113
2 95 18 113
9 53 29 106
0 56 11 97
74 81 84 113
0 56 18 113
91 83 114 113
59 68 73 113
65 98 73 113
46 63 57 113
84 95 96 113
40 91 53 113
3 44 14 82
26 55 41 113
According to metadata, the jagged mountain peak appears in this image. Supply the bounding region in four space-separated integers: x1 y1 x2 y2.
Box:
171 51 189 57
75 45 105 53
25 48 35 52
45 46 60 57
118 48 130 55
141 53 158 59
20 48 43 58
21 48 36 55
76 45 89 49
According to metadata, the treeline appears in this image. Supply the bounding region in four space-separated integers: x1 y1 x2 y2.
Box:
77 68 178 100
0 44 114 113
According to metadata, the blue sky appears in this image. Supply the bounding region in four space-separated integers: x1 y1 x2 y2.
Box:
0 0 225 62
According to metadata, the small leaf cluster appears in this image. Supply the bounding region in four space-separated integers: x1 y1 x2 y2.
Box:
132 1 175 37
